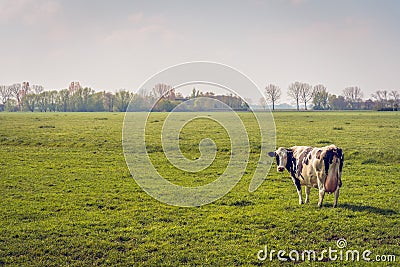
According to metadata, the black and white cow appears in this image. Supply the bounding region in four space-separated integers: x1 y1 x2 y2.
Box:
268 145 344 207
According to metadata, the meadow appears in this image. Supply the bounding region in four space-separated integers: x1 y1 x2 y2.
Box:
0 111 399 266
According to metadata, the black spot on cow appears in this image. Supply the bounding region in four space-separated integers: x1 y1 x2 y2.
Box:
323 147 344 176
292 175 302 191
323 149 334 175
285 150 297 177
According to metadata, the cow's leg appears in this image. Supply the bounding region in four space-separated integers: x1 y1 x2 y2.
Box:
333 186 340 208
305 186 311 203
317 178 325 208
291 177 303 204
318 189 325 208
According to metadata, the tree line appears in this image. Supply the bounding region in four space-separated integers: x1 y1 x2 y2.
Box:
261 82 399 111
0 82 248 112
0 82 133 112
1 81 399 112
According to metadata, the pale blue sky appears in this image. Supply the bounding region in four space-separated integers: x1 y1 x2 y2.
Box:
1 0 399 102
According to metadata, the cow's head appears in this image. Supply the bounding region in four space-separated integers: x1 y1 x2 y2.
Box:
268 147 294 173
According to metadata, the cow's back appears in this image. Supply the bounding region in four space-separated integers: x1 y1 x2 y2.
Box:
290 146 318 187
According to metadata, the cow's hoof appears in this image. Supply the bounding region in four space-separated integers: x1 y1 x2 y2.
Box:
333 204 337 208
318 204 322 208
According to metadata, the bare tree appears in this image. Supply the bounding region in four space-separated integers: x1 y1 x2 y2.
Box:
299 83 312 110
264 84 281 110
0 85 13 106
288 82 302 111
313 84 326 93
380 90 389 102
371 91 381 102
9 83 22 110
152 83 173 99
372 90 389 109
390 90 399 109
390 90 399 100
343 86 363 109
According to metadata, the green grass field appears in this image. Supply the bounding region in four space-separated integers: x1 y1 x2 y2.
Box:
0 111 399 266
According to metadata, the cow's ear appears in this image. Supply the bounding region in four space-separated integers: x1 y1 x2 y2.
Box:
267 151 275 157
316 149 322 159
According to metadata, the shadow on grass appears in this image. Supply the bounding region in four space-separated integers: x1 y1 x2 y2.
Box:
339 203 397 215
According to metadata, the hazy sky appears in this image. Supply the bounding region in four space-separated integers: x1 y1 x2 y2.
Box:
1 0 399 103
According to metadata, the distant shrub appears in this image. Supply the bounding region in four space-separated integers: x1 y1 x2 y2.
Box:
351 151 360 155
317 140 332 144
146 144 163 153
361 158 378 164
38 125 55 128
230 200 254 206
333 127 344 130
